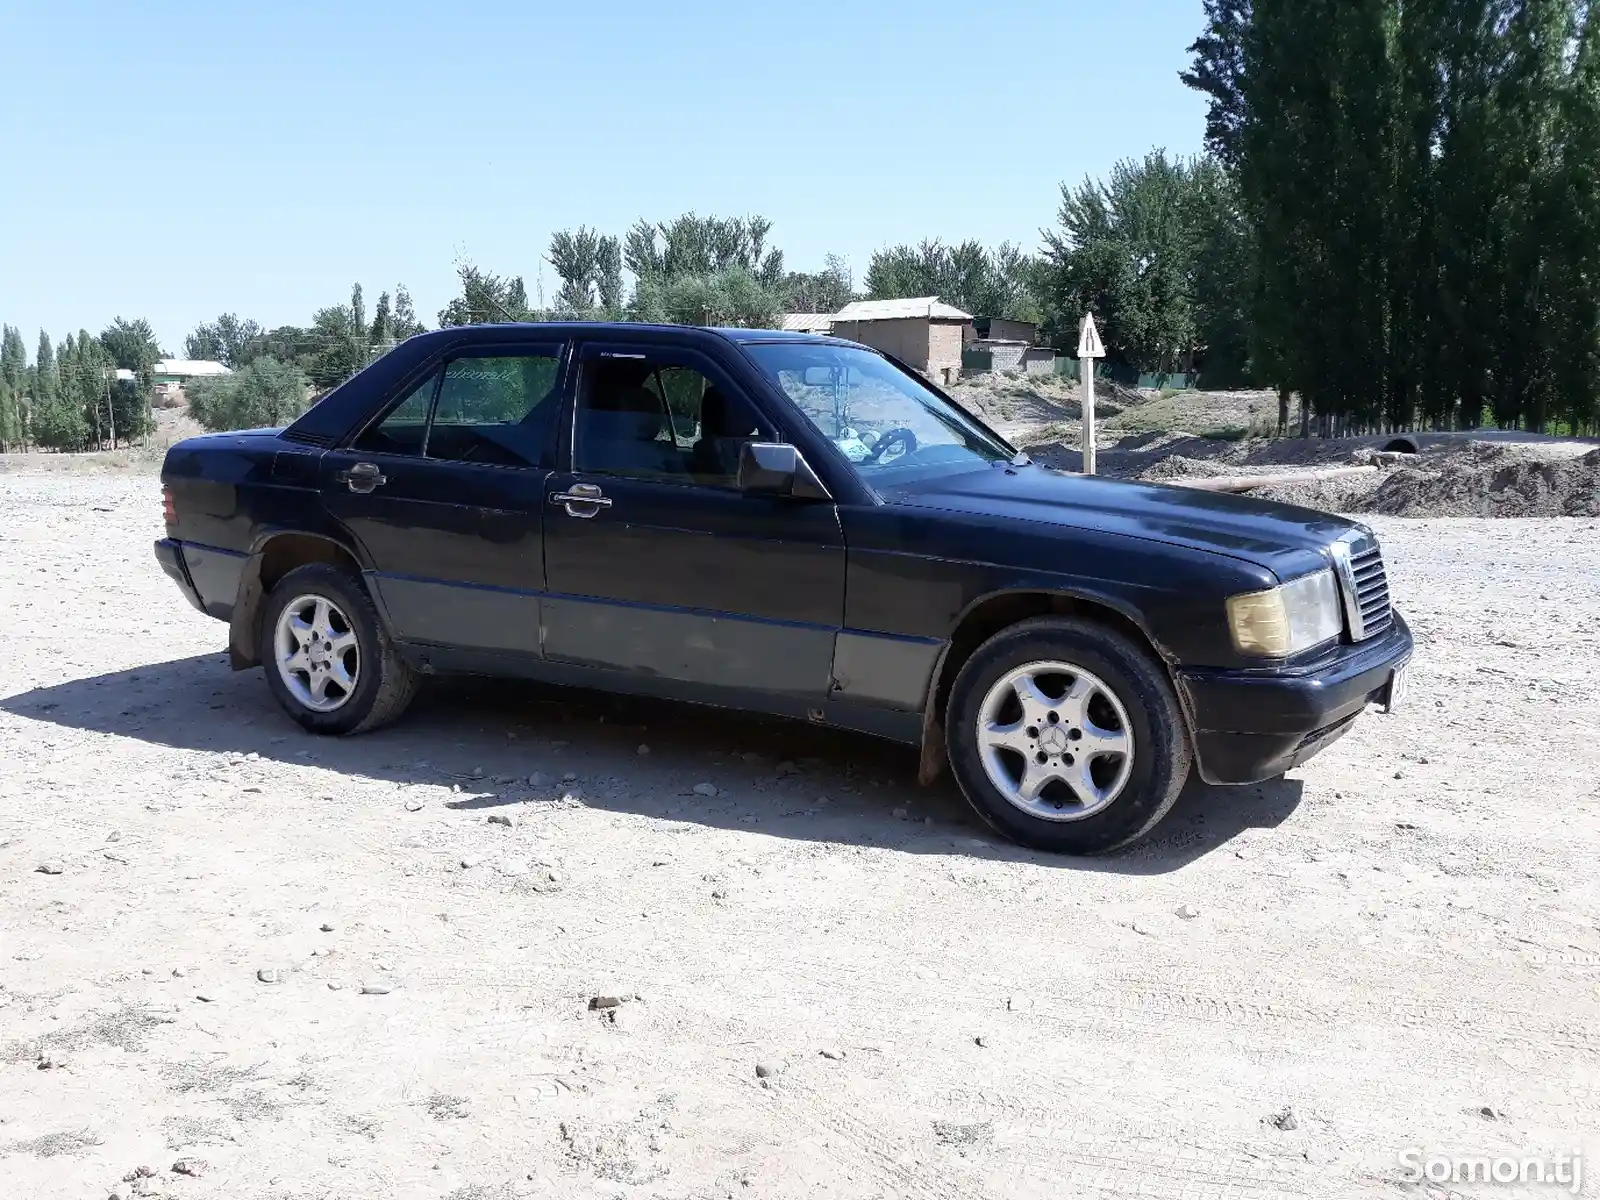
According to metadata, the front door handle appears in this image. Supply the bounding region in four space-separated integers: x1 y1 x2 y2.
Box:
338 462 387 494
549 483 612 518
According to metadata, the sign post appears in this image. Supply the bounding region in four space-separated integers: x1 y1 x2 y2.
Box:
1077 312 1106 475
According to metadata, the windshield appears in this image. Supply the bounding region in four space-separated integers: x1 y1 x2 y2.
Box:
743 342 1016 480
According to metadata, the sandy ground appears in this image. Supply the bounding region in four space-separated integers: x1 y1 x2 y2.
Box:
2 470 1599 1200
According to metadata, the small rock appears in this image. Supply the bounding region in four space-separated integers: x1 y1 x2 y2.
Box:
108 1189 129 1200
1175 903 1200 920
754 1061 782 1079
1006 995 1032 1012
171 966 186 978
546 870 562 883
141 967 154 975
923 816 934 827
710 889 727 900
819 1047 845 1060
123 1167 157 1182
1418 756 1431 765
194 993 215 1003
256 968 281 984
692 783 719 797
172 1158 208 1177
360 981 393 995
494 775 516 784
588 995 626 1010
562 771 578 782
486 813 513 827
327 981 344 990
932 1119 993 1148
974 1035 988 1048
637 744 651 756
1234 847 1253 860
1270 1106 1299 1131
1393 770 1405 780
527 773 544 787
499 857 531 877
1131 920 1153 936
242 785 264 794
35 861 64 875
891 807 908 819
404 799 424 812
36 1052 62 1070
460 857 479 870
320 922 334 933
1479 1104 1504 1121
470 766 485 778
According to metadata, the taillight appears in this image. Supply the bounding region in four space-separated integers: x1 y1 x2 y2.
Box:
162 485 177 527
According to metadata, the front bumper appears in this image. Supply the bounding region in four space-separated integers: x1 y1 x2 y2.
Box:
1176 612 1413 785
154 538 207 615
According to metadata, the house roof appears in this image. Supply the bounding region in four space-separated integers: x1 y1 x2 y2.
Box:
781 313 835 333
154 359 231 377
833 296 974 323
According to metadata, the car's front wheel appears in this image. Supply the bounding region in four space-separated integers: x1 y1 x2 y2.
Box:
946 616 1192 854
259 563 418 735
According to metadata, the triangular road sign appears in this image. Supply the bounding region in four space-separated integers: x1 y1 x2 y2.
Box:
1077 312 1105 359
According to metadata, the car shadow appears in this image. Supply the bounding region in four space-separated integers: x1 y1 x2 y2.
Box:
0 653 1304 876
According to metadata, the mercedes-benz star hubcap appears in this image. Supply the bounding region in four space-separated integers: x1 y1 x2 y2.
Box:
274 594 361 713
975 660 1135 822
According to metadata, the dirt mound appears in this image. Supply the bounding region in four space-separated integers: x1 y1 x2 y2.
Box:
1350 443 1600 518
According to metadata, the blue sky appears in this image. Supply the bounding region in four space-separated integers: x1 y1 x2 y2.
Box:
0 0 1208 353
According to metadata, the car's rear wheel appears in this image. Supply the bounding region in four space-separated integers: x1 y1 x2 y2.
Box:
259 563 418 735
946 616 1192 854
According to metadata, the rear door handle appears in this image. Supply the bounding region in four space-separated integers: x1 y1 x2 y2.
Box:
549 483 612 518
338 462 387 493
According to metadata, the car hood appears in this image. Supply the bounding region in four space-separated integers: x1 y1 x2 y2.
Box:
881 464 1360 577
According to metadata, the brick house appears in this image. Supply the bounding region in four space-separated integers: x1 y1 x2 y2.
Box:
830 297 974 382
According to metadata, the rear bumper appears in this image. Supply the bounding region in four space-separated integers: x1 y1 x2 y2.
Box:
154 538 206 614
1176 612 1413 785
154 538 243 622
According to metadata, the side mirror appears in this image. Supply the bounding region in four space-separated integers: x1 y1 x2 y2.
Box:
736 442 832 501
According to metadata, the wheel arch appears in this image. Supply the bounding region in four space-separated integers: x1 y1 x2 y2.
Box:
917 587 1179 785
228 531 369 671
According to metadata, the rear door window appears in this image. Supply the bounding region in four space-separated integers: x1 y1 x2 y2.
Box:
426 351 563 468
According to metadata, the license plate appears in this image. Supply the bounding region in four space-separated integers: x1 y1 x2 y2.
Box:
1384 663 1409 714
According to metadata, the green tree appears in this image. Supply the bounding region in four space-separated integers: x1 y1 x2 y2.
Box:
437 262 534 326
186 314 264 367
865 239 1040 321
186 357 313 432
548 225 626 316
627 267 782 328
31 330 87 451
781 254 856 313
0 324 26 449
1040 152 1246 377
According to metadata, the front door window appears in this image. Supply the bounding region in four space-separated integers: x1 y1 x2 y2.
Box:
574 353 769 487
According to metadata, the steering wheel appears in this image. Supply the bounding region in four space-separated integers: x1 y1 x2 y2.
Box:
863 427 918 465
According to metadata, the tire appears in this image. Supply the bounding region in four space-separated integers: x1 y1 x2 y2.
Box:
946 616 1192 855
258 563 419 735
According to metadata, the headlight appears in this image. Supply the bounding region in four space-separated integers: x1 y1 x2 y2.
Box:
1226 569 1343 656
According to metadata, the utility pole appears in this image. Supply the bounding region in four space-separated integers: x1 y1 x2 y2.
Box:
1077 312 1106 475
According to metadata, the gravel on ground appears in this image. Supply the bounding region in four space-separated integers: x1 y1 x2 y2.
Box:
1 468 1597 1199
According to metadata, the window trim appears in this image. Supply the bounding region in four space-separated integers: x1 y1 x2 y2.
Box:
567 341 778 490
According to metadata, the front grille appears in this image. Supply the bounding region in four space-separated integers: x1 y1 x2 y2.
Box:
1345 536 1393 640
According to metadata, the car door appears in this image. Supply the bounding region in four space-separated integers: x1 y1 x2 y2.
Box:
541 340 846 712
320 342 567 662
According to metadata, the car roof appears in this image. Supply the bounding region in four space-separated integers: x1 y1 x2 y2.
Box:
392 322 854 350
